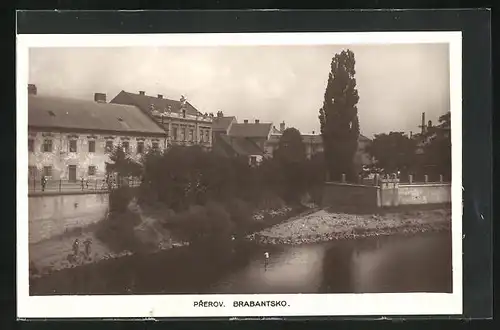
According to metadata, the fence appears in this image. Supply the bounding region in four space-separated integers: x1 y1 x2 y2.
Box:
359 173 450 186
28 177 141 193
323 172 452 210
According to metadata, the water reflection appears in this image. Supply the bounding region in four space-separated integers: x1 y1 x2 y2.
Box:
208 245 325 294
30 232 452 295
207 232 452 294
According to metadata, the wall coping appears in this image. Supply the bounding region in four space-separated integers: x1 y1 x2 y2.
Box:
399 183 451 188
324 182 378 189
28 190 110 197
325 182 451 189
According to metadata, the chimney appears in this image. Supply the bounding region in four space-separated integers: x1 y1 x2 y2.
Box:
28 84 37 95
410 131 413 139
94 92 106 103
280 121 285 132
255 119 260 124
139 91 145 95
157 94 163 99
428 120 433 128
244 119 248 124
217 111 223 118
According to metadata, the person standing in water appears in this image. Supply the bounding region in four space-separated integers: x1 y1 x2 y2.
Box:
264 251 270 269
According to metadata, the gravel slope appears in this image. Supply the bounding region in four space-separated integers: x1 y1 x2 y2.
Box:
249 208 451 245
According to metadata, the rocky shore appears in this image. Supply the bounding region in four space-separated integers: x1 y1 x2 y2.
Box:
248 208 451 245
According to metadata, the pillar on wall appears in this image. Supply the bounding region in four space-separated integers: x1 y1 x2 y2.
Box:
408 174 413 184
379 176 400 207
341 173 346 183
424 175 429 183
439 174 443 183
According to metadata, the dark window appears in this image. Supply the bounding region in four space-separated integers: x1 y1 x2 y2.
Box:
189 129 194 141
28 166 37 178
250 156 257 166
88 140 96 153
172 127 178 141
88 166 96 176
43 166 52 177
28 139 34 152
69 140 77 152
42 139 52 152
122 141 129 153
105 140 113 153
152 141 159 150
137 141 144 154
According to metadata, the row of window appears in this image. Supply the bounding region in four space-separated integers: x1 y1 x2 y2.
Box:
168 127 210 142
28 138 159 154
29 165 97 178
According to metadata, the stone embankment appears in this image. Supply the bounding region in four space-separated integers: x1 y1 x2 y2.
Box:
248 208 451 245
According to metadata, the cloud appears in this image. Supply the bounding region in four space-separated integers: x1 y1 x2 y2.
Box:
28 43 450 137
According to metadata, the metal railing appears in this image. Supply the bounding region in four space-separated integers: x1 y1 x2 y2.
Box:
28 177 141 193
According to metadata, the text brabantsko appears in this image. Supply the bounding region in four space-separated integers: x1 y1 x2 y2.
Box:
193 300 290 308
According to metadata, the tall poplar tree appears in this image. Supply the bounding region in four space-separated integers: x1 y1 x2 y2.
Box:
318 49 360 182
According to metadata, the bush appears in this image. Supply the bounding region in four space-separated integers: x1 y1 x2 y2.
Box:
109 186 133 214
226 198 254 228
257 192 286 210
95 208 142 253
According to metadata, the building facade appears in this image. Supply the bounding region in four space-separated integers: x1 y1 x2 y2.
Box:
266 121 373 165
28 86 167 182
110 91 213 150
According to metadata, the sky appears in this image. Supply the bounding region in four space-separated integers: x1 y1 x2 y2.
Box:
28 43 450 138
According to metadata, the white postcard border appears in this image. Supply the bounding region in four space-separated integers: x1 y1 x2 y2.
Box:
17 31 463 318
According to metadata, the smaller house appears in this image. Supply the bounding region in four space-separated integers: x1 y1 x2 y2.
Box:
212 111 237 137
212 117 272 166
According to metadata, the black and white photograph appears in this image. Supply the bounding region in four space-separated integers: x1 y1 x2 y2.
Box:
17 31 462 318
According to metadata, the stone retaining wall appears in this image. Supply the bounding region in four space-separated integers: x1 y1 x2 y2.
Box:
323 180 451 210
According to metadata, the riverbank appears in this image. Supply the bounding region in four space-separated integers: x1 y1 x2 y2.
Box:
248 207 451 245
29 201 316 278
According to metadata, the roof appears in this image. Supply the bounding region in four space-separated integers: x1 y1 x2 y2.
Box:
271 126 282 134
269 132 370 145
213 116 236 132
215 134 264 157
110 90 202 117
359 134 371 142
228 122 273 138
28 95 166 135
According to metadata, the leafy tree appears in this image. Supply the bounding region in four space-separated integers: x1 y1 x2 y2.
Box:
421 111 451 180
274 127 308 203
366 132 417 174
274 127 306 162
106 144 143 187
319 49 360 182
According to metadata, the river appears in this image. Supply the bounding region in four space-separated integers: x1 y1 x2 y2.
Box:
205 231 452 294
30 231 452 295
